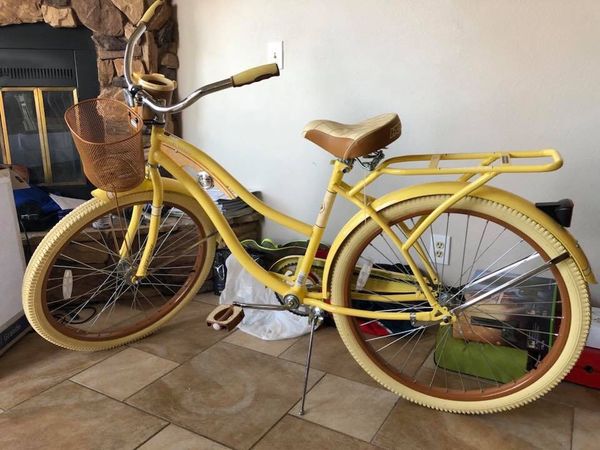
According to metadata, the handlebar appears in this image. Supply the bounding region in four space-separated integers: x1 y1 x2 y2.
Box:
123 0 280 116
138 0 164 25
231 64 280 87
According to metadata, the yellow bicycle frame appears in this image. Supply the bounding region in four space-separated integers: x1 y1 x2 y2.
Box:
93 125 596 323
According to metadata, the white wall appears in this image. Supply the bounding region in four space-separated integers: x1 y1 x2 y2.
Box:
174 0 600 304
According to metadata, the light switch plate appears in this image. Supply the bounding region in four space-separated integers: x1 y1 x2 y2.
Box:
267 41 283 70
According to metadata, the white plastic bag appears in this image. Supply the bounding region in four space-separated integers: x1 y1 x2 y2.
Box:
219 255 315 340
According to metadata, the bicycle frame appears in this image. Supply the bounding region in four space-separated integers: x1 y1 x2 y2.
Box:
96 123 593 323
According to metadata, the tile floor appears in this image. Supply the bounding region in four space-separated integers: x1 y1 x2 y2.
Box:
0 293 599 450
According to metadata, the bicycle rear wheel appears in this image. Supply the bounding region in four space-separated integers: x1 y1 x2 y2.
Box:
23 190 215 351
330 195 590 413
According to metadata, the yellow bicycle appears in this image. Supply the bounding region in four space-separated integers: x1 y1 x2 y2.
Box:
22 1 594 414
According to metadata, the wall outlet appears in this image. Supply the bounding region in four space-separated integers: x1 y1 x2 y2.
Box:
267 41 284 69
430 234 451 265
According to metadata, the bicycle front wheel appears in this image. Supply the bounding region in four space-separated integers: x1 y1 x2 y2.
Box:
330 195 590 413
23 189 215 351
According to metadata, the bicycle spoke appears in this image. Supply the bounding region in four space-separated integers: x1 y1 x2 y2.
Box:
55 255 115 275
456 315 504 385
465 220 489 286
429 325 452 388
361 248 421 289
458 215 470 287
83 230 121 259
46 265 119 291
445 239 528 305
399 326 428 377
408 217 439 279
376 326 427 352
88 282 133 327
452 227 507 288
65 271 121 324
70 238 120 258
49 279 119 314
440 213 450 292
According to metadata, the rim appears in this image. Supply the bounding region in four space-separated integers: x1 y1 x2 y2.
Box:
41 199 207 341
340 204 571 401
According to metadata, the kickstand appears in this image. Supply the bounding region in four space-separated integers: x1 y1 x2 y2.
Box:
299 308 322 416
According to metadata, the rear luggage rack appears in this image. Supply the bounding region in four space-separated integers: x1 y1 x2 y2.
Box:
345 149 563 198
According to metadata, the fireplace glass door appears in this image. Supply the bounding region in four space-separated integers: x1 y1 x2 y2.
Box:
0 87 83 185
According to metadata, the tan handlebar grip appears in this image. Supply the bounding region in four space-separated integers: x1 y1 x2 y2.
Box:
231 63 280 88
139 0 164 25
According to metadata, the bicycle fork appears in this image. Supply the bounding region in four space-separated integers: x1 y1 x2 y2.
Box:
118 148 165 284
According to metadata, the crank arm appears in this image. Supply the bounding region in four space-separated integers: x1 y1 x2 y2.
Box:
233 293 301 311
232 302 293 311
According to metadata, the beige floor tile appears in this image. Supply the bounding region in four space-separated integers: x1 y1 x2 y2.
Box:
195 292 220 305
0 332 116 410
0 381 166 449
71 348 179 400
279 325 381 387
290 374 398 442
128 342 324 450
131 301 231 363
139 424 230 450
223 330 298 356
373 398 574 450
254 415 381 450
544 381 600 412
572 407 600 450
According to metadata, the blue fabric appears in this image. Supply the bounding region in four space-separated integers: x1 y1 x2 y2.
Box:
13 186 61 214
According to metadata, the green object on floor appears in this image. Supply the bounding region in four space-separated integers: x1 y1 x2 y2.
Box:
259 238 278 249
434 326 528 384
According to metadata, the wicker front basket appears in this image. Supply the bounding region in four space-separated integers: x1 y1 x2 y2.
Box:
64 98 145 192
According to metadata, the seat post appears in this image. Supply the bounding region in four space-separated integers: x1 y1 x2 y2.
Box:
290 160 347 291
316 159 349 228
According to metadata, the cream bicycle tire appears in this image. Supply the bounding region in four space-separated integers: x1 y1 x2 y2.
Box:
330 195 590 414
22 190 215 351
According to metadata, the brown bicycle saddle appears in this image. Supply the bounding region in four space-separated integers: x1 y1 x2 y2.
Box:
303 113 401 159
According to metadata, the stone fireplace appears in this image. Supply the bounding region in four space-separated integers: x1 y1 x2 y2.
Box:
0 0 178 192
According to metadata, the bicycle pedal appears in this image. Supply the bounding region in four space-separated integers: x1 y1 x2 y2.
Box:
206 304 244 331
